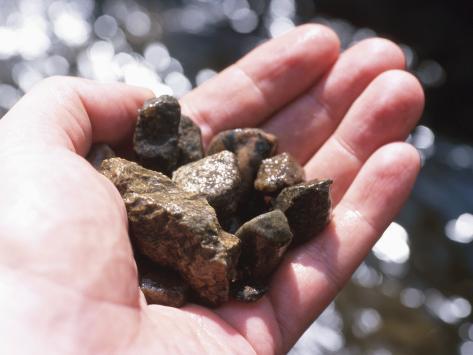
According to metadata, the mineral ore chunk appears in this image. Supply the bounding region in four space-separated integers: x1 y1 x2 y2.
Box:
133 95 181 175
235 210 293 280
207 128 278 192
100 157 241 306
254 152 305 194
86 143 115 170
172 151 241 221
140 269 190 307
177 115 204 166
274 179 332 245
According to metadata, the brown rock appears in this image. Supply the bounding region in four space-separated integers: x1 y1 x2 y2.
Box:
100 157 241 306
274 179 332 245
133 95 181 175
177 115 204 166
172 151 241 222
207 128 278 191
140 269 190 308
86 143 115 170
235 210 293 280
254 153 305 194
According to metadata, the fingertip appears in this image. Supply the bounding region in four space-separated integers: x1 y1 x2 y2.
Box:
355 37 406 69
296 23 341 56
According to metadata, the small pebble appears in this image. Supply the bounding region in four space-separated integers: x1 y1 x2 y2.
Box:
274 179 332 245
140 269 190 308
235 210 293 280
254 152 305 194
133 95 181 175
172 150 241 222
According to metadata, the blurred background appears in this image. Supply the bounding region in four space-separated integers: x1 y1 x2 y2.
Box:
0 0 472 354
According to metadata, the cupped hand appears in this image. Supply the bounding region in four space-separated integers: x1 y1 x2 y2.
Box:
0 25 424 355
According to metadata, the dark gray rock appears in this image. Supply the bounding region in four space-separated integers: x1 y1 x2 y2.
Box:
207 128 278 192
86 143 115 170
254 153 305 194
140 269 190 308
177 115 204 167
235 210 293 280
274 179 332 245
100 157 241 306
172 151 241 221
133 95 181 175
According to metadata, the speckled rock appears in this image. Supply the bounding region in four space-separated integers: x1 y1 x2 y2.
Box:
274 179 332 245
133 95 181 175
231 282 268 303
140 269 190 307
172 151 241 222
207 128 278 191
100 157 241 306
254 153 305 194
86 143 115 170
235 210 293 280
177 115 204 166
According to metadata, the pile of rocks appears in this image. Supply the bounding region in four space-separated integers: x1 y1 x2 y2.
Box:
94 95 332 307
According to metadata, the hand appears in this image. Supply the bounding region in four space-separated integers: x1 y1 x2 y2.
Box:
0 25 423 354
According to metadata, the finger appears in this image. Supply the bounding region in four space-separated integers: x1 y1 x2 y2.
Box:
261 38 406 162
0 76 152 156
305 70 424 204
180 24 340 144
269 142 421 351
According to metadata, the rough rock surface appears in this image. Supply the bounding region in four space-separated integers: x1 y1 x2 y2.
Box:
100 157 241 306
235 210 293 280
254 153 305 194
274 179 332 245
86 143 115 170
172 151 241 222
140 269 190 307
206 128 278 192
177 115 204 166
133 95 181 175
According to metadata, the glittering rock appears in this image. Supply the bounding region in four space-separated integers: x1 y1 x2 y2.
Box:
254 152 305 194
86 143 115 170
140 269 190 308
133 95 181 175
177 114 204 166
274 179 332 245
100 157 241 306
207 128 278 191
231 281 268 303
235 210 293 280
172 151 241 222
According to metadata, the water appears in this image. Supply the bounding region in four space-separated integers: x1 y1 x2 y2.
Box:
0 1 471 353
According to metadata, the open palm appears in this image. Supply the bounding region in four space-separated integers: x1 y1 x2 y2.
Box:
0 25 424 355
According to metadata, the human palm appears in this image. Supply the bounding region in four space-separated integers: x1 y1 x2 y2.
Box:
0 25 424 354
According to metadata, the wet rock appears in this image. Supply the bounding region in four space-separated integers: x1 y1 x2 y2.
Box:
100 157 241 306
231 281 268 303
133 95 181 175
172 151 241 221
274 179 332 245
140 269 190 308
177 115 204 166
207 128 278 191
86 143 115 170
235 210 293 280
254 153 305 194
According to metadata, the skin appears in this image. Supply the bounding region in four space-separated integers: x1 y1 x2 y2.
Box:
0 25 424 355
